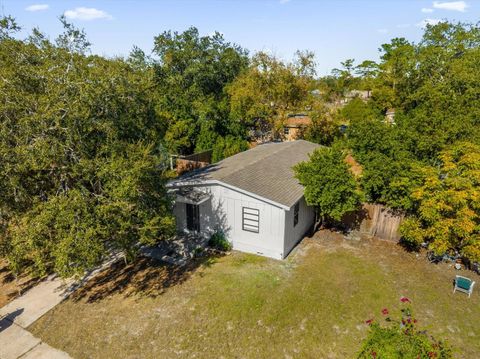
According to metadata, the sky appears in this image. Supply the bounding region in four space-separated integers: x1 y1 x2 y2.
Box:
1 0 479 75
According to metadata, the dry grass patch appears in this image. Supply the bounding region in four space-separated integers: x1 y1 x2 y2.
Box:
29 232 480 358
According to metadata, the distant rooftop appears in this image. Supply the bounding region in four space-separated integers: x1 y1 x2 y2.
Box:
285 114 311 127
170 140 321 208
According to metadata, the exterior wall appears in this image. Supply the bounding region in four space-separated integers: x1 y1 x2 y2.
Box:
173 184 287 259
283 196 315 257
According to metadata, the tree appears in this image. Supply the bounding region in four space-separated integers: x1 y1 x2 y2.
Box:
0 15 20 40
355 60 379 97
152 27 249 154
294 146 362 223
227 51 316 137
304 102 341 146
212 135 249 163
331 58 361 94
0 17 174 277
400 142 480 262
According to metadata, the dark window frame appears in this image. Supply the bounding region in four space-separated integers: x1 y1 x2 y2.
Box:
294 201 300 227
242 207 260 233
284 127 290 135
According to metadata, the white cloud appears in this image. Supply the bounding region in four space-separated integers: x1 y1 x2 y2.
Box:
421 7 434 13
432 1 468 12
25 4 49 12
377 28 388 34
64 7 113 21
396 23 411 28
417 18 442 28
279 0 291 4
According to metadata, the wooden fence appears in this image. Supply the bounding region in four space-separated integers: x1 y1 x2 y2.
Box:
360 203 404 242
341 203 404 242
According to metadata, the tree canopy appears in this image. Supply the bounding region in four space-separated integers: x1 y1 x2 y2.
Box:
0 17 174 277
2 15 480 275
294 146 362 222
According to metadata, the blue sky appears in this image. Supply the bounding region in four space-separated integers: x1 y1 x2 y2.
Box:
2 0 479 74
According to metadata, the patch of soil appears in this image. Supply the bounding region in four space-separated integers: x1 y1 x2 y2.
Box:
0 260 40 307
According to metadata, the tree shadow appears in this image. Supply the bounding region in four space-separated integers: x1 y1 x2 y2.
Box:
69 252 223 303
0 308 24 332
0 262 43 303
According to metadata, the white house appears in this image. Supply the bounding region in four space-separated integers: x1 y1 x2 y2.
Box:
167 140 320 259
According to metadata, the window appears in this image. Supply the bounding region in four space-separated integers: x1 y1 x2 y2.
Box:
186 203 200 232
284 127 290 135
294 201 300 227
242 207 260 233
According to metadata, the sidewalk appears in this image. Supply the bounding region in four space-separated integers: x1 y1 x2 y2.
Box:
0 276 72 359
0 253 123 359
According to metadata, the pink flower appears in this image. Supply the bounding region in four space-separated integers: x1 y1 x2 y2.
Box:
400 296 411 303
365 319 374 325
381 308 389 315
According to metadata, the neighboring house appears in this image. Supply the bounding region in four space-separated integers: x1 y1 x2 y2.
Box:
345 89 371 101
283 114 312 141
167 140 320 259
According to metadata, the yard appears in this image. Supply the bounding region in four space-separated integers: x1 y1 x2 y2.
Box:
0 260 39 308
29 231 479 358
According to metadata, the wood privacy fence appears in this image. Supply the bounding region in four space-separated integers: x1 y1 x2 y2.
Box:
174 150 213 175
341 203 405 242
360 204 404 242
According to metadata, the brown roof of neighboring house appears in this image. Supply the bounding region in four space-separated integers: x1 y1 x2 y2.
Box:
169 140 321 208
284 116 311 127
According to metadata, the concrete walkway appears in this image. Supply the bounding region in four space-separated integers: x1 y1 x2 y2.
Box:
0 254 123 359
0 276 73 359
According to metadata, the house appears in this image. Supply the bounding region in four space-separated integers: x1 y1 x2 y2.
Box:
167 140 320 259
283 114 311 141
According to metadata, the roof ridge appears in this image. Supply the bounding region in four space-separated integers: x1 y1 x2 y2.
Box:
218 141 297 179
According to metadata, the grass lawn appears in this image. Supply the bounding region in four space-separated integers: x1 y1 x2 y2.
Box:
29 231 480 358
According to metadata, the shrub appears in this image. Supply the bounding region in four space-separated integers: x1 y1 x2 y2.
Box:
358 298 452 359
208 231 232 251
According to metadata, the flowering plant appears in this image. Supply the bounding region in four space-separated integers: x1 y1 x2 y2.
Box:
357 297 452 358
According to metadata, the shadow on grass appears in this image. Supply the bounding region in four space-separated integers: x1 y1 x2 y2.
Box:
70 252 223 303
0 262 43 302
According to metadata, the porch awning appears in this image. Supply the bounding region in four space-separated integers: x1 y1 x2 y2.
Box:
171 187 211 205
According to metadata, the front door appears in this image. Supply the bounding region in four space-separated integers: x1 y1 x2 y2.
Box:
186 203 200 232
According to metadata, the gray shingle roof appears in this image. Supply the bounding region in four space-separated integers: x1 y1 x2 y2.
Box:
171 140 321 208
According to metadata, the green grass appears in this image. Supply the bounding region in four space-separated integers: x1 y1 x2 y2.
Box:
29 234 480 358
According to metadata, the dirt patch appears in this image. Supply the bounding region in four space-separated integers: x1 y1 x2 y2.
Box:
0 260 41 307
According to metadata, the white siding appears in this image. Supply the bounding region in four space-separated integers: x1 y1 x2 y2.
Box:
173 184 286 259
283 196 315 257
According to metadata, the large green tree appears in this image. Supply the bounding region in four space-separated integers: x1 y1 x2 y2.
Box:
294 146 362 223
152 27 249 155
227 51 317 137
400 142 480 262
0 17 174 277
